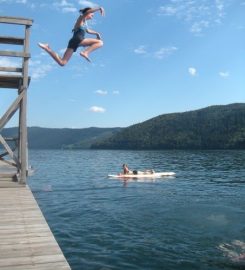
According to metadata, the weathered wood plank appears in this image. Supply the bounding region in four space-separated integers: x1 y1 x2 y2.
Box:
0 74 30 89
0 180 20 188
0 254 69 267
0 135 20 168
0 66 22 72
0 50 30 58
0 90 25 130
0 261 70 270
0 36 24 45
0 74 23 89
0 235 57 245
0 16 33 26
0 225 50 235
0 244 62 260
0 173 16 178
0 187 71 270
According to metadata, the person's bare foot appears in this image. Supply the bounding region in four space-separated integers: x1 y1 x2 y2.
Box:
80 51 91 63
38 43 50 52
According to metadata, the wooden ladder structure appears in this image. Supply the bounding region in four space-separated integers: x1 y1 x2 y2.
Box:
0 16 33 185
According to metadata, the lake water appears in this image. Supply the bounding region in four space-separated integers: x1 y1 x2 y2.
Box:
28 150 245 270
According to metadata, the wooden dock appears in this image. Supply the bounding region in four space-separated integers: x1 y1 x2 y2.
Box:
0 16 71 269
0 184 71 269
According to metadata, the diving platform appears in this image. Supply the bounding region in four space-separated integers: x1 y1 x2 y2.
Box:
0 16 71 270
0 16 32 184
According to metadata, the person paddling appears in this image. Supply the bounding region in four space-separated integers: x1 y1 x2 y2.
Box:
38 6 105 65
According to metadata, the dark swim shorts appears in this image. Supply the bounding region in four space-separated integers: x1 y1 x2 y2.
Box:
67 29 85 52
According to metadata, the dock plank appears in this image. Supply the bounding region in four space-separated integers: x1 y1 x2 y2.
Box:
0 187 71 270
0 261 70 270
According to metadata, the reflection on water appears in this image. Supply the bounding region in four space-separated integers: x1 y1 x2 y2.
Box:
219 240 245 266
29 150 245 270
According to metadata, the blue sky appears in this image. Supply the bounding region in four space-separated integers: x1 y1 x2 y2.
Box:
1 0 245 128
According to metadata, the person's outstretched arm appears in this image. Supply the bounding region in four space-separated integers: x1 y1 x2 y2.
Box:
86 28 102 40
73 7 105 30
84 7 105 16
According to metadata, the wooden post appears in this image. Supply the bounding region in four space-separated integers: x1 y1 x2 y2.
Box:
19 24 31 184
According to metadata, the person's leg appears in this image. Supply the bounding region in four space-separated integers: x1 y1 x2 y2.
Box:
79 38 103 62
38 43 73 66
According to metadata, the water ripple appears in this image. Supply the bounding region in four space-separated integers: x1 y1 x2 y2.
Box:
29 150 245 270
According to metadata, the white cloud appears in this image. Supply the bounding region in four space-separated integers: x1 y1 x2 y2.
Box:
158 0 230 35
95 89 108 95
62 7 77 13
55 0 72 7
219 71 229 78
78 1 96 7
134 45 177 60
0 58 20 68
188 67 197 76
215 0 225 19
134 45 147 55
95 90 120 95
216 1 223 11
0 58 22 75
16 0 27 3
89 106 106 113
29 60 53 80
154 46 178 59
53 0 76 13
158 6 177 16
0 0 28 4
190 20 209 34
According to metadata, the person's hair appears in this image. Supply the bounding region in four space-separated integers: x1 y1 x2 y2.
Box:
79 7 91 15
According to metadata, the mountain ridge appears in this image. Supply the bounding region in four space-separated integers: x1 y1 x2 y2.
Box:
91 103 245 150
2 103 245 150
2 127 122 149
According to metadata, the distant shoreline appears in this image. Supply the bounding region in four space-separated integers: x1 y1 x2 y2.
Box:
2 103 245 150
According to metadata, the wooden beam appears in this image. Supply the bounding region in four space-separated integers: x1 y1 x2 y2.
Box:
0 67 22 72
0 137 18 160
0 36 24 45
0 135 20 169
0 51 30 58
19 24 32 185
0 16 33 26
0 75 30 89
0 91 24 131
0 157 16 167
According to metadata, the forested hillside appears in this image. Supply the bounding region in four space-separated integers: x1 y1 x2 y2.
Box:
2 127 122 149
91 103 245 150
2 104 244 150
